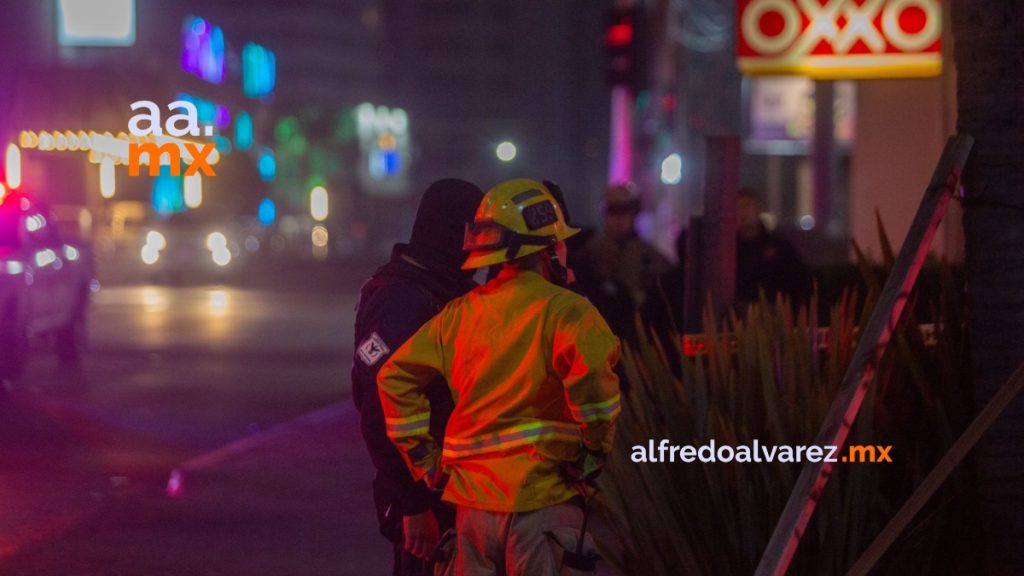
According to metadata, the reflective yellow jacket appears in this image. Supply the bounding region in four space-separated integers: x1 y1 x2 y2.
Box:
377 268 621 512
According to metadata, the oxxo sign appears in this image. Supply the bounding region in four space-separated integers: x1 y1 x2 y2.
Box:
127 100 218 177
737 0 942 79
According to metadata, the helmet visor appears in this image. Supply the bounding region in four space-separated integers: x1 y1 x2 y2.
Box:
463 220 512 252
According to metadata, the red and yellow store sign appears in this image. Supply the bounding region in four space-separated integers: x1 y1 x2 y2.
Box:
737 0 942 79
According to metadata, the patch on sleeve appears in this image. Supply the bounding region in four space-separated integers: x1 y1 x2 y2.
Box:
357 332 391 366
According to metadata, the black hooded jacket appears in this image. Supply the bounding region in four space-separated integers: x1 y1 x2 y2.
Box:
351 244 474 539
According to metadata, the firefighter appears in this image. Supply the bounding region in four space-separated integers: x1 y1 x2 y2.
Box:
351 178 484 576
377 178 621 575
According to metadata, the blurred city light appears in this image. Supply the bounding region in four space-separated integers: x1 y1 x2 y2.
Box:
142 287 168 311
799 214 816 231
207 232 232 266
212 249 231 266
25 215 45 232
152 168 185 214
141 230 166 265
660 153 683 185
496 141 517 162
390 109 408 134
166 469 185 498
213 135 232 154
181 16 225 84
235 112 254 150
63 245 81 261
311 225 329 248
100 157 116 198
356 103 376 132
258 147 276 181
258 197 276 226
35 249 58 268
0 183 6 204
5 144 21 189
57 0 135 47
310 186 329 221
141 244 160 265
184 173 203 208
242 43 276 98
206 232 227 251
146 230 167 251
210 290 229 313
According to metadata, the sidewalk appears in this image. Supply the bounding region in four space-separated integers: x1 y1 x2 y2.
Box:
1 402 393 576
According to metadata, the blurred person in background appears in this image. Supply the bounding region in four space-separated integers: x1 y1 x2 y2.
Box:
378 179 620 575
735 187 810 309
643 228 687 334
577 183 671 341
351 178 484 575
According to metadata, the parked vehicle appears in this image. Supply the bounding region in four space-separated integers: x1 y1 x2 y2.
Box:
0 189 94 384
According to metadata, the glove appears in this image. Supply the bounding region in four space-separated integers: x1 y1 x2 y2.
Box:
563 446 605 484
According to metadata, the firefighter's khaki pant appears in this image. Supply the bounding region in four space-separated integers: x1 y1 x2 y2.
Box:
449 500 592 576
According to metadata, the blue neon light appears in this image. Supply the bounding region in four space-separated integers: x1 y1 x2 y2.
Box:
235 112 253 151
258 197 276 226
258 148 276 182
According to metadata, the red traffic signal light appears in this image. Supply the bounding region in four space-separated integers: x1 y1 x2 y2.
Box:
605 7 639 88
606 22 633 47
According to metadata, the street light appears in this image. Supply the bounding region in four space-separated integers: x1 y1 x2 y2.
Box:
496 141 517 162
660 153 683 185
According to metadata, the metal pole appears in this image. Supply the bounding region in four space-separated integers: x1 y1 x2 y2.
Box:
701 135 739 316
848 360 1024 575
812 80 835 233
754 134 973 576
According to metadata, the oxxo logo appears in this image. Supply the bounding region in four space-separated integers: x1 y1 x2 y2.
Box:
127 100 217 177
737 0 942 78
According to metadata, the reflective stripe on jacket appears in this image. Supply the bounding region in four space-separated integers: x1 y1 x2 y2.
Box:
378 268 621 512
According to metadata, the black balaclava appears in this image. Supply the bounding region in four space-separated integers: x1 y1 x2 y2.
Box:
406 178 484 273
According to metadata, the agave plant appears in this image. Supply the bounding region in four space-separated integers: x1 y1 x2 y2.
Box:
597 231 974 575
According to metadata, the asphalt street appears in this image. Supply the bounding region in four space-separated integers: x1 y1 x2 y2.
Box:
0 282 395 574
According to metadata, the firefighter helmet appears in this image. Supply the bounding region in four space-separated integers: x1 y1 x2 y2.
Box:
603 183 641 214
462 178 579 270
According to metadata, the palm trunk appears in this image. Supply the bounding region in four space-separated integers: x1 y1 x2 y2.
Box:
952 1 1024 574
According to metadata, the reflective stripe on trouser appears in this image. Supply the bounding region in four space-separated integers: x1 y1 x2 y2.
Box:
451 501 594 576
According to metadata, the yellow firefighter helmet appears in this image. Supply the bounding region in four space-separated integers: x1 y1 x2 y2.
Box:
462 178 579 270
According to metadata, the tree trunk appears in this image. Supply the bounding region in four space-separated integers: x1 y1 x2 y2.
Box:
952 2 1024 574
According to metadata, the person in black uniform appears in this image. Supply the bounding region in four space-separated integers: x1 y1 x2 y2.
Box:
735 188 811 309
351 178 484 575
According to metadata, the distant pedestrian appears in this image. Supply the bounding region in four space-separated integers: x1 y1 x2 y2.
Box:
735 188 810 308
577 183 671 340
643 227 687 334
351 178 484 576
378 179 621 575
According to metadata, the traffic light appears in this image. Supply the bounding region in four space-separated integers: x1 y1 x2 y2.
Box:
605 7 640 88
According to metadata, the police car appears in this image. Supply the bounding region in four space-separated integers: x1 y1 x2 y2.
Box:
0 187 93 384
